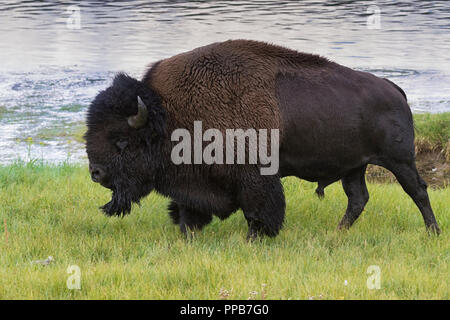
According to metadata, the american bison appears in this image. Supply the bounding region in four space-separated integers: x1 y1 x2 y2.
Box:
85 39 440 239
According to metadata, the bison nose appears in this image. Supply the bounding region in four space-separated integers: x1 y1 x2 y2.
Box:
89 164 106 183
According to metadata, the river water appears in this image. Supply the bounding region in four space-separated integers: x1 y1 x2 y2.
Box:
0 0 449 163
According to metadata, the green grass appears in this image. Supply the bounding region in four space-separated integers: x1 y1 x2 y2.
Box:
414 113 450 149
0 163 448 299
413 113 450 161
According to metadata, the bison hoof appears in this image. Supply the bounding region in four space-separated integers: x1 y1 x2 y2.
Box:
427 224 441 235
337 221 351 231
246 221 278 241
246 230 258 242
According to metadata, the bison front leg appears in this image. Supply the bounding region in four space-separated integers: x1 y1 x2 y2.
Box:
167 200 181 224
338 166 369 230
239 175 286 240
168 200 213 236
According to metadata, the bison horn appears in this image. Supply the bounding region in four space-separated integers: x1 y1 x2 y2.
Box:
128 96 148 129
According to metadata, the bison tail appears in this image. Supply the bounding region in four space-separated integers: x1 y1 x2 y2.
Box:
383 78 407 102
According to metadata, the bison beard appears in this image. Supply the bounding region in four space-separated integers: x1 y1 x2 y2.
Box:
101 173 154 217
101 185 134 216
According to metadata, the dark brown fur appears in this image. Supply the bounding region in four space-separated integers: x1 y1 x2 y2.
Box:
144 39 329 137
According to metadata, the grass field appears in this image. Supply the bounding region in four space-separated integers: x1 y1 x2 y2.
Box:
0 162 448 299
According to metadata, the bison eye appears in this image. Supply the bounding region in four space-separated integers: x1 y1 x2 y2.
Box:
115 140 128 152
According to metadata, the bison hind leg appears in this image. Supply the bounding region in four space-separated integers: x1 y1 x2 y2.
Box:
338 165 369 230
382 161 440 234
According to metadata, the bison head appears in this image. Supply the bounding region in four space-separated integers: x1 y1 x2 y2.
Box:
85 73 166 216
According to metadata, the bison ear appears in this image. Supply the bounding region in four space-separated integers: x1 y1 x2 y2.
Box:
128 96 148 129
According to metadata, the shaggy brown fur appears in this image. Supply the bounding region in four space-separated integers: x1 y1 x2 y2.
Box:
143 39 329 136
